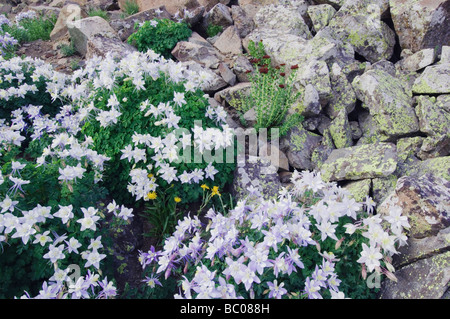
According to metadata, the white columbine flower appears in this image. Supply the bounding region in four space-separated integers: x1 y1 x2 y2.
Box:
43 244 66 263
357 243 383 272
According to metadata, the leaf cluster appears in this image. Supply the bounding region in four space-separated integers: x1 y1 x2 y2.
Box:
127 18 192 59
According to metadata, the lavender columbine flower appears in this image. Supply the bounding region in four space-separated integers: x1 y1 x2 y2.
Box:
240 265 260 291
304 277 322 299
8 175 30 195
98 277 117 299
327 274 342 292
311 265 328 288
142 274 162 289
286 246 304 274
270 253 289 278
267 280 287 299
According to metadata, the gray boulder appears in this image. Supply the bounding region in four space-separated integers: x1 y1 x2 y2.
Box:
281 125 323 171
390 0 450 53
320 142 398 182
412 63 450 94
352 68 420 139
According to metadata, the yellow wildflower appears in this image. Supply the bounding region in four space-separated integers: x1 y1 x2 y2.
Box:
146 191 157 200
211 186 221 197
201 184 209 190
174 196 182 203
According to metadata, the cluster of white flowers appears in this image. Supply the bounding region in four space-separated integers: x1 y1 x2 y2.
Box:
0 46 241 298
14 11 37 23
139 170 410 299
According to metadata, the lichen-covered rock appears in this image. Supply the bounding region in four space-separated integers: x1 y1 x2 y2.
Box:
231 55 253 82
356 109 390 145
328 108 353 149
396 137 425 164
404 156 450 182
379 173 450 238
377 173 450 298
379 251 450 299
441 46 450 64
281 125 323 171
294 59 332 106
245 24 354 68
238 0 279 20
415 95 450 136
295 84 321 117
320 142 398 182
437 94 450 113
310 127 335 168
244 29 308 66
412 63 450 94
417 134 450 160
371 175 398 205
214 82 251 105
326 62 356 119
392 227 450 269
231 157 282 201
352 69 420 138
390 0 450 53
254 4 312 39
343 179 372 202
349 121 362 140
327 0 396 62
130 0 201 15
312 0 345 9
396 48 437 72
307 4 336 33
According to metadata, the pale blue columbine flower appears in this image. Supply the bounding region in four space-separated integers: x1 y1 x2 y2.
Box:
142 274 162 289
327 274 342 292
267 280 287 299
304 277 322 299
98 277 117 299
8 175 30 195
35 281 60 299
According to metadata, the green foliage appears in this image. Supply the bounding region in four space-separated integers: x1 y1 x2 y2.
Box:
81 73 235 207
127 19 192 59
2 14 57 44
88 8 110 21
206 24 223 38
59 41 76 57
230 40 303 137
121 276 178 299
122 0 140 16
141 185 181 245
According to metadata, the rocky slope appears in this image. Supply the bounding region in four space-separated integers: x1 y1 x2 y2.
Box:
1 0 449 299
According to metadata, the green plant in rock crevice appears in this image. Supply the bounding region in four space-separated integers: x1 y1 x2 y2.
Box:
122 0 140 16
230 40 303 137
